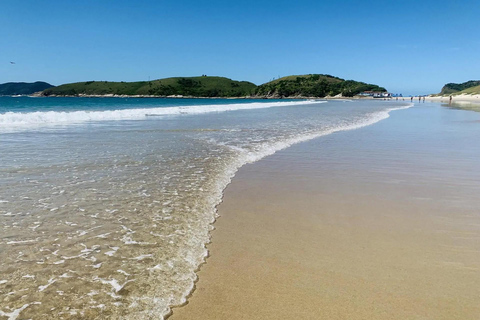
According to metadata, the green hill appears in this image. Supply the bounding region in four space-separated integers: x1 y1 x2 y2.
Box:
0 81 53 95
440 80 480 95
41 76 257 97
254 74 386 98
40 74 387 98
457 84 480 95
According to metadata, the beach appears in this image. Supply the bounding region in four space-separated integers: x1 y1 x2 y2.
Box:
423 95 480 112
170 102 480 319
426 94 480 103
1 98 408 319
3 0 479 319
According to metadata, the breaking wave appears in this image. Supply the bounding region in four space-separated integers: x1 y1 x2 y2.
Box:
0 100 325 131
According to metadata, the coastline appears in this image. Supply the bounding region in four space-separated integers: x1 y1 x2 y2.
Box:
170 102 480 319
426 94 480 112
25 92 480 103
425 93 480 103
1 99 404 319
25 94 373 100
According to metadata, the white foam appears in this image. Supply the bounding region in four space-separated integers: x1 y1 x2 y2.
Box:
117 270 130 276
0 101 412 320
6 239 38 245
105 246 119 256
120 235 155 245
120 236 138 245
80 244 100 253
94 233 110 239
0 302 41 320
131 254 153 261
29 223 41 231
94 277 135 293
0 100 325 131
235 104 413 166
61 254 87 260
156 103 414 319
87 290 99 296
38 278 56 292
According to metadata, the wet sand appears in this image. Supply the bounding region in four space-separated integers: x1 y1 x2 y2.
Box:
170 103 480 319
426 94 480 104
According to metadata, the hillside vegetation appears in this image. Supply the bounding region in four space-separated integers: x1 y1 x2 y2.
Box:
440 80 480 95
457 85 480 95
0 81 53 95
254 74 386 98
40 74 387 98
42 77 257 97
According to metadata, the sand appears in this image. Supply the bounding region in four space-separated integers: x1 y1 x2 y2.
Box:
170 103 480 319
426 93 480 103
425 94 480 112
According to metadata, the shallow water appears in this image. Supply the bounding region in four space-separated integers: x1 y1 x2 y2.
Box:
0 97 409 319
169 101 480 320
447 101 480 113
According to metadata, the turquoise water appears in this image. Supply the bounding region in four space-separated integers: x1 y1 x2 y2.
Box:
0 97 410 319
0 96 284 113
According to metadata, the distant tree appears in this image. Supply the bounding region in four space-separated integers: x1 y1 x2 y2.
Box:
177 78 200 88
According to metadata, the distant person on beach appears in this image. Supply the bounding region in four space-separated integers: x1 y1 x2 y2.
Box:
423 96 425 103
410 97 413 102
449 95 452 105
419 96 421 102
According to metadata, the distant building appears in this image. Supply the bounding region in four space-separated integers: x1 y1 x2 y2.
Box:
358 91 375 97
359 91 392 98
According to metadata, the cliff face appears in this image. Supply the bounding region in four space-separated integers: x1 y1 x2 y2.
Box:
0 81 53 95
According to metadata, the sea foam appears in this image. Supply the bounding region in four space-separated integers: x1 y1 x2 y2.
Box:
0 99 412 320
0 100 324 131
155 103 414 318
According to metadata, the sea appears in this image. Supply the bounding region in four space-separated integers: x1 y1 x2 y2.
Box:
0 97 411 319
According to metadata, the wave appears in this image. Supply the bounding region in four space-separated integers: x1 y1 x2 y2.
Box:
243 104 413 164
0 101 412 319
163 103 414 319
0 100 325 132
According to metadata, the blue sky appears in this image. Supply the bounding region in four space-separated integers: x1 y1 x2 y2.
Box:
1 0 479 95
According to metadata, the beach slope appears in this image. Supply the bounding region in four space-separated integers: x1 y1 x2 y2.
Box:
170 103 480 319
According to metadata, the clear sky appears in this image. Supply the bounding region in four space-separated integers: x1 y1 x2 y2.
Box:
1 0 479 95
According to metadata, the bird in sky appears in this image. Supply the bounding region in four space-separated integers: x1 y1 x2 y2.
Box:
10 61 15 64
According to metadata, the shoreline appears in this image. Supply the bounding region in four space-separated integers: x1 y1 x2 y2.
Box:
169 102 480 319
14 93 374 100
426 94 480 112
426 93 480 103
22 93 480 106
164 103 413 318
163 102 413 319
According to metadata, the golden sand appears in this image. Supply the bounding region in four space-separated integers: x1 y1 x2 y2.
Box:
170 169 479 319
170 107 480 319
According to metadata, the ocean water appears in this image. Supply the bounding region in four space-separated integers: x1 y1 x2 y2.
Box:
0 97 411 319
